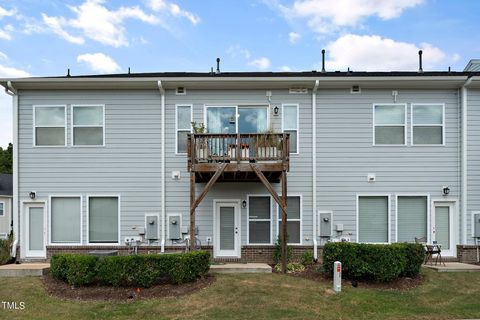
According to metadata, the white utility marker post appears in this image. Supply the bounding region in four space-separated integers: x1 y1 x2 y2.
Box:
333 261 342 293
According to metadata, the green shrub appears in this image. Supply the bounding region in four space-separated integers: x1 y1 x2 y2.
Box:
64 255 98 286
323 242 417 282
274 262 305 273
273 236 292 264
52 250 211 288
0 233 13 265
301 250 314 266
392 243 425 277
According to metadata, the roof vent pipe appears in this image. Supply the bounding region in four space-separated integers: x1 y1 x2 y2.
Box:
321 49 326 73
216 57 221 74
418 50 423 72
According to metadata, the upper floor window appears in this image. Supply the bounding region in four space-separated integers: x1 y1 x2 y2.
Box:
176 105 192 154
33 105 66 146
72 105 105 146
282 104 299 153
411 104 444 145
373 104 406 145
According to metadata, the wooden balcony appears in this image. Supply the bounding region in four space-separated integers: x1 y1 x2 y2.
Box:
187 133 290 183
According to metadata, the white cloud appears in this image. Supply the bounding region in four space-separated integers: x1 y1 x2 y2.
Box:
288 31 301 44
279 65 292 71
77 53 120 73
0 51 7 61
148 0 200 24
0 27 11 40
0 6 16 19
274 0 423 33
324 34 449 71
41 0 159 47
227 45 251 59
248 57 271 70
42 14 84 44
0 64 30 77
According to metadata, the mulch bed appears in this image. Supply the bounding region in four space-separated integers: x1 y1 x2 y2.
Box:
42 273 215 301
287 263 424 291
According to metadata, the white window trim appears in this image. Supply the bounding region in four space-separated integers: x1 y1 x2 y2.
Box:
33 105 67 147
247 194 273 245
356 194 391 244
71 104 106 147
203 104 271 134
394 194 430 243
410 103 445 146
281 103 300 155
276 194 303 245
86 195 121 245
372 103 407 146
0 200 4 216
175 104 193 155
48 195 83 246
472 211 480 237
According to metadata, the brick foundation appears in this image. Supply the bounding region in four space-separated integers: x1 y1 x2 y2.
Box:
457 245 480 263
41 245 321 264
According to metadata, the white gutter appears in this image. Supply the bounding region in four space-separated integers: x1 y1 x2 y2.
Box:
157 81 166 252
461 76 473 245
312 80 319 261
6 81 18 258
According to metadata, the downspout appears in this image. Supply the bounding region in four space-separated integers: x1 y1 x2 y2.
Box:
461 76 473 245
157 81 166 252
312 80 319 261
5 81 18 258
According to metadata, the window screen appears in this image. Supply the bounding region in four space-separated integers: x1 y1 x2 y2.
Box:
51 197 81 243
278 196 301 244
397 196 427 242
412 104 444 145
88 197 118 243
176 105 192 153
248 196 271 244
34 106 65 146
358 196 389 243
282 105 298 153
73 106 104 146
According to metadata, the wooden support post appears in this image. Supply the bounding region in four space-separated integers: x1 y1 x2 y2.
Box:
190 171 196 251
189 163 227 251
281 170 288 274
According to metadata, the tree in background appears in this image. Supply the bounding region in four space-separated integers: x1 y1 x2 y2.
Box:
0 143 12 174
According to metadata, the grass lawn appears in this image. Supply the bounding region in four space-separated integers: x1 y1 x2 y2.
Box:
0 268 479 320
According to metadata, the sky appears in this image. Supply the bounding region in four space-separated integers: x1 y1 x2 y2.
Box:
0 0 480 147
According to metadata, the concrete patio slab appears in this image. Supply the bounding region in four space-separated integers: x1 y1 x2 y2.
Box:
210 263 272 273
0 263 50 277
424 262 480 272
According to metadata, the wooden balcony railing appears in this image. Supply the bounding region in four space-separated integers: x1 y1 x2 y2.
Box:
187 133 290 171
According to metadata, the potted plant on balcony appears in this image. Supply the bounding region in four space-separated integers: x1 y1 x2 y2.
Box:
191 122 208 161
257 129 278 161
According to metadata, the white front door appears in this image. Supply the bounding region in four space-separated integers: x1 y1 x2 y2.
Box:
25 203 46 258
431 202 456 257
214 201 241 258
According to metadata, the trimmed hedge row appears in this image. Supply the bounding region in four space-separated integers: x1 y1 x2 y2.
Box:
323 242 424 282
50 251 210 287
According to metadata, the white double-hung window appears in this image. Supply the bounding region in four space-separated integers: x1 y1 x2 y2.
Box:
282 104 299 153
72 105 105 146
411 104 444 145
248 196 272 244
277 196 302 244
373 104 406 145
33 105 66 146
176 105 192 154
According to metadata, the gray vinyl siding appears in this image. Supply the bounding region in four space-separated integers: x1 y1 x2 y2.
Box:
316 89 461 243
467 89 480 244
164 89 313 246
18 90 162 244
0 196 11 236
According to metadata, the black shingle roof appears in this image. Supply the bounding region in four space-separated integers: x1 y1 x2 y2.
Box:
43 70 479 79
0 173 12 196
